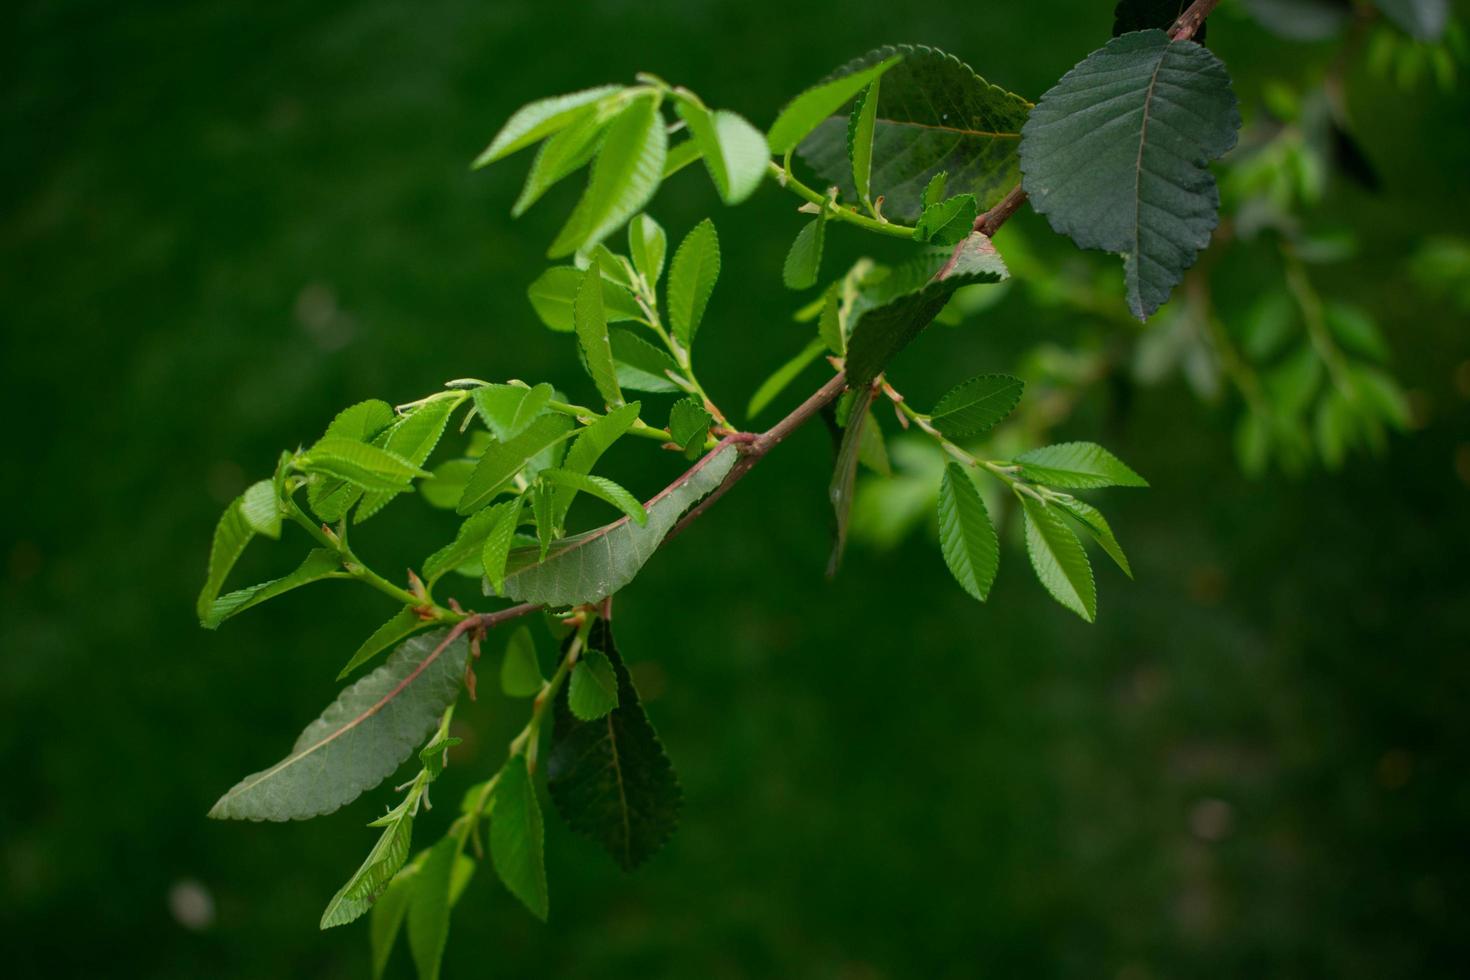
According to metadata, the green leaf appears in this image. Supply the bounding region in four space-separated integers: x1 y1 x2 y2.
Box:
1354 364 1412 430
319 803 414 930
418 734 462 783
921 171 948 208
422 505 499 585
532 481 556 560
817 284 845 355
208 628 470 821
627 213 667 287
782 217 826 290
797 46 1031 221
538 469 648 525
674 98 769 204
476 85 623 165
527 266 644 333
480 497 525 595
1055 496 1132 578
457 414 575 515
747 338 826 419
1113 0 1207 42
407 837 462 980
663 137 702 177
1018 30 1240 320
937 463 999 601
370 864 416 979
498 444 738 606
202 548 343 629
828 385 874 576
667 397 712 457
553 401 643 525
307 400 397 522
767 54 902 155
568 649 620 720
547 619 680 870
550 93 668 258
510 107 608 218
198 496 257 622
1015 442 1148 489
341 608 432 678
359 397 462 522
240 479 283 538
490 755 548 921
848 78 880 204
472 383 553 442
667 219 720 352
1374 0 1449 41
1021 497 1097 622
1325 302 1389 362
500 626 544 698
611 328 682 392
914 193 978 246
857 409 891 476
929 374 1024 438
845 233 1008 386
302 437 430 492
573 268 624 409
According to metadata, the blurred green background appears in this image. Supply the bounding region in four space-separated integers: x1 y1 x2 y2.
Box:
4 1 1468 977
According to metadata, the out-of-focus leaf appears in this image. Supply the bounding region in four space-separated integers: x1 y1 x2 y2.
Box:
490 755 549 921
500 626 544 698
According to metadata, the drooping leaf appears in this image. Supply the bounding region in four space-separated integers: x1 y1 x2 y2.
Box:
845 233 1008 386
500 626 544 698
1018 30 1240 320
627 213 667 287
202 548 344 629
532 481 555 560
359 397 462 522
422 505 500 585
610 328 682 392
1056 496 1133 578
407 837 460 980
818 283 845 355
782 217 826 290
1373 0 1448 41
747 339 826 419
527 265 644 333
480 497 526 595
1021 497 1097 622
417 733 462 783
667 219 720 352
797 46 1031 221
938 463 999 601
848 78 880 205
301 437 430 492
1113 0 1207 42
457 414 576 515
929 374 1024 438
370 863 416 979
663 137 702 177
490 755 549 921
1015 442 1148 489
568 649 620 721
828 385 874 576
552 401 643 524
857 408 891 476
547 619 681 870
497 445 738 606
538 469 648 525
198 496 257 623
550 93 668 258
767 54 902 155
319 803 414 930
510 107 609 218
208 629 470 821
667 397 713 457
475 85 623 165
914 193 978 245
674 98 769 204
574 266 625 408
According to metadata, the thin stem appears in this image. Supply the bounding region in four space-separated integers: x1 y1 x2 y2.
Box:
545 397 673 442
768 161 916 240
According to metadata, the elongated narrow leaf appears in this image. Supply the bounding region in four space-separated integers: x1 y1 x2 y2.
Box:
490 755 548 921
1018 31 1240 320
547 619 680 870
667 397 712 458
767 54 901 154
930 374 1024 438
568 649 620 721
675 99 769 204
302 437 430 492
339 608 432 680
203 548 344 629
498 445 738 606
476 85 622 165
663 137 702 177
319 805 414 930
370 863 417 979
359 397 462 522
480 497 525 595
667 219 720 352
552 401 642 524
1021 497 1096 622
198 497 256 622
407 837 457 980
538 469 647 525
511 108 608 218
550 94 668 258
611 328 681 392
574 267 624 408
1015 442 1148 489
208 629 470 821
937 463 999 601
532 481 555 560
782 217 825 290
500 626 544 697
627 213 666 287
846 233 1008 386
828 385 874 576
797 46 1031 220
423 505 501 585
527 266 644 333
457 414 575 515
849 79 880 205
1055 497 1133 578
747 339 826 419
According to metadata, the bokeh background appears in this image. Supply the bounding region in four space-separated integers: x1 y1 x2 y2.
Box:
4 1 1468 977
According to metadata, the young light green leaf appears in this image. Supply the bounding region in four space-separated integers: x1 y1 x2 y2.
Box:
202 548 344 629
818 284 845 355
552 401 643 524
938 463 999 601
490 755 548 922
611 328 682 392
568 649 620 721
914 193 978 246
667 397 712 458
550 93 668 258
301 437 430 492
481 497 525 595
574 266 624 408
547 619 681 870
1021 497 1097 622
674 99 769 204
848 78 880 205
240 480 282 538
747 338 826 419
498 445 737 606
339 608 431 681
1015 442 1148 489
208 629 470 821
198 497 257 623
921 170 948 209
359 397 462 523
538 468 647 526
663 137 702 177
307 400 397 521
767 54 902 154
857 409 891 476
473 384 553 441
457 414 575 515
475 85 622 165
500 626 543 698
667 219 720 351
627 213 667 287
510 108 608 218
1056 496 1133 578
782 217 825 290
319 803 414 930
527 266 644 333
828 385 874 576
1019 31 1240 319
930 374 1024 438
532 481 556 560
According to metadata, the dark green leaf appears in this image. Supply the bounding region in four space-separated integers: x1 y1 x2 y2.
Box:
782 217 825 290
490 755 548 921
767 54 902 155
938 463 999 601
1015 442 1148 489
457 414 575 515
667 219 720 352
1021 497 1096 622
828 385 874 576
568 649 620 721
550 94 668 258
1055 496 1133 578
929 374 1024 438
